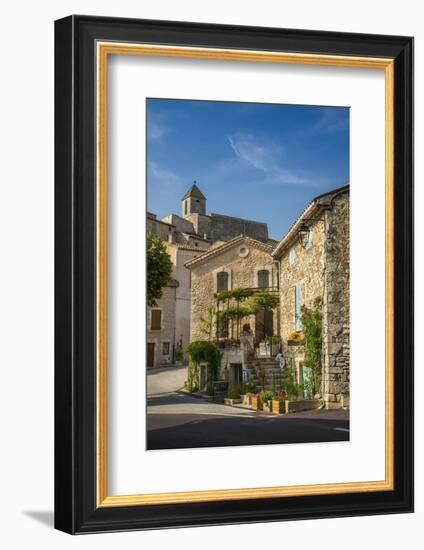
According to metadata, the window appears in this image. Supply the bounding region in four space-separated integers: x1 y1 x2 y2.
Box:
162 342 170 355
257 269 270 289
289 245 296 266
238 245 249 258
305 229 313 250
151 221 157 235
150 309 162 330
184 200 188 215
294 284 304 331
217 271 229 291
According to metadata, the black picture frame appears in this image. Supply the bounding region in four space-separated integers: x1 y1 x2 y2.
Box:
55 15 414 534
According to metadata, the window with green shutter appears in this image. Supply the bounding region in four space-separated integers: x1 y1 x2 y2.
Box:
295 284 304 331
305 229 313 250
217 271 229 291
257 269 270 288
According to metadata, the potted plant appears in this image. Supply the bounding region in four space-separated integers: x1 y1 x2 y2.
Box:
239 381 254 406
259 390 274 413
224 384 242 406
287 331 304 345
250 393 262 411
271 391 286 414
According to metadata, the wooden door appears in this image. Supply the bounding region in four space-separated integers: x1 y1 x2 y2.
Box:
147 342 155 367
255 309 273 341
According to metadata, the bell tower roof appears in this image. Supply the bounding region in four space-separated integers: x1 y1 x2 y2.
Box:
181 182 206 201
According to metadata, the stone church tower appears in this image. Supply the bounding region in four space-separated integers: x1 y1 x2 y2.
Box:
179 181 269 243
181 183 206 218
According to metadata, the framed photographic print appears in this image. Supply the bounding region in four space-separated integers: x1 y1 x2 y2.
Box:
54 15 413 533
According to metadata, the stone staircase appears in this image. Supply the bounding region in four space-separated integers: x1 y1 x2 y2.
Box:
247 357 283 392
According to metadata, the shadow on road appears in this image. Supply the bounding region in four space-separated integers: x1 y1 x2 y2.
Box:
147 392 203 407
147 414 349 450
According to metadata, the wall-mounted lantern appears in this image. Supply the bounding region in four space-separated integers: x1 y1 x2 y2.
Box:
298 222 311 248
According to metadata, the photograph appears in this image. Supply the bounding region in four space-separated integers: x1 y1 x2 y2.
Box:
146 98 350 450
51 12 413 535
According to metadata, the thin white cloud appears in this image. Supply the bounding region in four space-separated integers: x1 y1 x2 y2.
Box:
149 161 180 185
227 132 314 186
228 133 271 171
147 114 170 141
307 108 348 135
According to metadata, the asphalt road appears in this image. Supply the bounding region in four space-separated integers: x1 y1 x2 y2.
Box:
146 366 349 450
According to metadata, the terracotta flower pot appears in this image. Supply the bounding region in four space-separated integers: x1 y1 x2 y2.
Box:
251 394 262 411
262 401 272 413
272 400 285 414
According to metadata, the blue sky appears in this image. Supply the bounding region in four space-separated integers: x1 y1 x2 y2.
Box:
147 98 349 239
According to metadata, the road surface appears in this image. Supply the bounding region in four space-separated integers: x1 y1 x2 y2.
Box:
146 366 349 450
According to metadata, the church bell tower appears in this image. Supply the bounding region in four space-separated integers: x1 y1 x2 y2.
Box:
181 182 206 218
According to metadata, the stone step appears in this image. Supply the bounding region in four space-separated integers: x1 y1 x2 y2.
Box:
258 370 283 375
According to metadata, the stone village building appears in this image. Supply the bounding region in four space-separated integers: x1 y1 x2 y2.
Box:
185 234 278 343
147 181 349 408
146 183 272 368
162 184 275 245
146 278 179 368
184 184 350 409
185 234 279 389
272 184 350 408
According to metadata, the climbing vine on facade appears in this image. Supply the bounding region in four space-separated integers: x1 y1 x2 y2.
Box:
301 297 323 397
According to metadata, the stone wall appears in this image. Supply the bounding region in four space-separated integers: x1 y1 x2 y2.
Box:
184 212 269 243
189 241 276 341
147 281 178 368
186 195 206 215
146 213 176 242
279 219 326 345
161 213 195 235
185 213 212 240
322 193 350 407
276 190 350 407
208 213 268 243
166 244 210 348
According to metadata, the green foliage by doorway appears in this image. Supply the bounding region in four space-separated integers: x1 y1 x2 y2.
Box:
301 297 323 397
183 340 222 392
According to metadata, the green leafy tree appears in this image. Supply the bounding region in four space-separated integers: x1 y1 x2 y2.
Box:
147 232 173 307
250 291 279 313
219 304 253 326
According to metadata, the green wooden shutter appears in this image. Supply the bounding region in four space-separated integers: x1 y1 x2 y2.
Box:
295 284 304 331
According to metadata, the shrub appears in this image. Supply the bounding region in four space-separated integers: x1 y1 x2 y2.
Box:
227 385 241 399
259 389 274 403
183 340 222 382
272 391 287 402
239 381 254 394
184 360 199 393
282 365 301 400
